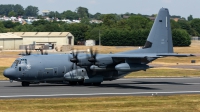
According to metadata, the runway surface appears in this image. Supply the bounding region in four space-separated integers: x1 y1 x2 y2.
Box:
0 78 200 98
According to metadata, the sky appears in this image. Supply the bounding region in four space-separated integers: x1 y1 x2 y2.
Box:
0 0 199 18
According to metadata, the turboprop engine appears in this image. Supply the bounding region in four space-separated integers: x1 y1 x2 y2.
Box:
64 68 88 81
115 63 150 72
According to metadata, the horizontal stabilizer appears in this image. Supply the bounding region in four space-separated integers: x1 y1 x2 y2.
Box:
157 53 195 57
111 54 163 59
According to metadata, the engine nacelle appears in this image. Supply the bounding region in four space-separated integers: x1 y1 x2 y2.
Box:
90 65 106 71
64 68 88 81
115 63 149 72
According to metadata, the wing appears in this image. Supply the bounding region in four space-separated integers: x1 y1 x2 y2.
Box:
111 54 162 64
111 54 162 58
112 53 194 59
111 53 194 64
157 53 195 57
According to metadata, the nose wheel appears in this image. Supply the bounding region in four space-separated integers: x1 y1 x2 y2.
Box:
22 81 30 87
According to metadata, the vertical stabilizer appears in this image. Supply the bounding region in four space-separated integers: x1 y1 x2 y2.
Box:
143 8 173 53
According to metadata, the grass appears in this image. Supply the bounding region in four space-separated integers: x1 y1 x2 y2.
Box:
0 95 200 112
125 68 200 78
0 67 9 80
174 41 200 53
0 58 15 67
73 41 200 54
153 56 199 64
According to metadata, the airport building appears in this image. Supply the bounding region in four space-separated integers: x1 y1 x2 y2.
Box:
0 32 74 50
0 33 23 50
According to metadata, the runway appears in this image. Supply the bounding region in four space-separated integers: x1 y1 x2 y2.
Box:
0 77 200 98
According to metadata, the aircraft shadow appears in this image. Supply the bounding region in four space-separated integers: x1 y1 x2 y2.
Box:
90 83 160 90
88 81 191 90
131 81 191 85
6 83 158 90
5 84 68 87
5 81 189 88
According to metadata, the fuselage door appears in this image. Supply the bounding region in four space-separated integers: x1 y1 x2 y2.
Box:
19 59 29 79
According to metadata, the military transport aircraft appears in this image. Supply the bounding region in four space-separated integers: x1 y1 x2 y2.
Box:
3 8 194 86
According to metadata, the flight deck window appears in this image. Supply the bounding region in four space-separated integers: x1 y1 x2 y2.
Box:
15 60 19 66
21 59 27 64
11 60 20 68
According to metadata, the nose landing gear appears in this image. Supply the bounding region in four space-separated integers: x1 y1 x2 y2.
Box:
9 80 13 83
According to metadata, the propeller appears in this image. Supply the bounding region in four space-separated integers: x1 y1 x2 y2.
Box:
25 46 31 55
39 48 48 55
44 51 48 55
70 48 79 65
69 48 79 75
39 48 43 55
88 47 98 65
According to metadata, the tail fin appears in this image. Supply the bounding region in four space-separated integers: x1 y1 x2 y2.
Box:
143 8 173 53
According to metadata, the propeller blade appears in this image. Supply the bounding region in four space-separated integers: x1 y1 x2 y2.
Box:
71 47 75 57
44 51 48 55
94 49 98 58
25 46 31 55
40 49 43 55
70 48 79 65
88 47 98 65
25 47 28 55
28 50 32 55
89 47 93 57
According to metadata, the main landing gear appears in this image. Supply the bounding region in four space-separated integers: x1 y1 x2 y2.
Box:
68 81 101 86
21 81 30 87
93 82 101 86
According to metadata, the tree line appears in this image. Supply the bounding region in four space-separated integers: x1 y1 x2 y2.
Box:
0 4 39 17
0 5 198 46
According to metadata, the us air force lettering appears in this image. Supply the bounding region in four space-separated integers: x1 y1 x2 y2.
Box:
3 8 194 87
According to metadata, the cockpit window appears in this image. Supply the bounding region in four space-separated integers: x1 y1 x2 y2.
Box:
15 60 19 66
11 59 28 68
11 60 19 67
21 59 27 64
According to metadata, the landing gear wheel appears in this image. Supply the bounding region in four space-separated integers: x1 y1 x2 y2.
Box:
69 81 77 85
93 82 101 86
22 81 30 87
78 81 84 85
84 83 92 86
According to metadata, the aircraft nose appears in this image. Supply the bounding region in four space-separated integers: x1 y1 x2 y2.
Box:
3 68 15 79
